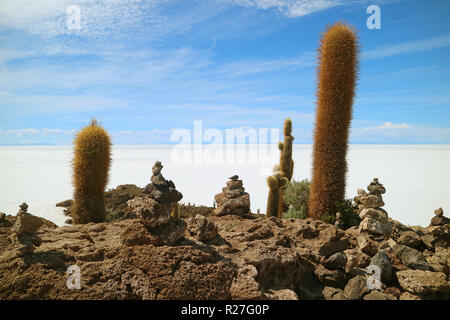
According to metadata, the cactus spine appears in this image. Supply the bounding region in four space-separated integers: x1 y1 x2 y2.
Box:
266 170 288 218
309 22 359 220
277 118 294 217
72 119 112 224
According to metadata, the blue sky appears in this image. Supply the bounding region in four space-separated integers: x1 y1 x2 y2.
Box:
0 0 450 145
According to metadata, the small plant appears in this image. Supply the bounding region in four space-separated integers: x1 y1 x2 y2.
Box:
335 199 360 227
282 178 310 219
72 119 112 224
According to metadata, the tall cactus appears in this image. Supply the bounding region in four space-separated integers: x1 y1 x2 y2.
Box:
72 119 112 224
309 22 359 220
277 118 294 217
266 169 288 218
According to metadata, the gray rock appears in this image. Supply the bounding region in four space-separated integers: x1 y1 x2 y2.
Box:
314 264 348 289
359 208 388 223
0 212 5 222
359 217 392 236
370 250 392 284
358 194 385 208
393 243 430 271
144 161 183 204
324 252 348 270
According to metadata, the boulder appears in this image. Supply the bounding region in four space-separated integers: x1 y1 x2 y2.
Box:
397 230 422 248
187 214 219 241
316 227 350 257
363 290 391 300
344 275 369 300
392 243 430 271
359 208 388 223
357 234 378 256
370 250 392 284
359 217 392 236
314 264 347 289
357 194 384 208
127 196 174 228
396 270 449 296
324 252 348 270
322 286 347 300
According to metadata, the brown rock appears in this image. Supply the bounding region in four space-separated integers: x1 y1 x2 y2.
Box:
434 208 444 217
363 290 391 300
187 214 218 241
344 275 369 300
213 178 250 216
397 230 422 248
322 286 348 300
127 196 174 227
120 219 186 246
357 234 378 256
397 270 449 296
11 213 43 235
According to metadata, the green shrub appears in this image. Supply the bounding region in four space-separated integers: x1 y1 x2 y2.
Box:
334 199 360 228
282 178 310 219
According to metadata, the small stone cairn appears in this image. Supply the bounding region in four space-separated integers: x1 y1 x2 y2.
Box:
123 161 185 245
430 207 449 227
354 178 392 237
213 175 250 216
9 202 43 255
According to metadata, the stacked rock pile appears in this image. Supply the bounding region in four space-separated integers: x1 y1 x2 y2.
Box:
355 178 392 238
213 175 250 216
430 208 449 227
9 202 43 255
122 161 186 245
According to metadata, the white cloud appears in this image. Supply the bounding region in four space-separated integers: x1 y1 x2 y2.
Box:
363 33 450 60
226 0 341 17
363 122 413 131
351 122 450 144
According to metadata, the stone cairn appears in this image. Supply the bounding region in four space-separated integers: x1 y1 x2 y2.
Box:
213 175 250 216
354 178 392 238
9 202 44 255
122 161 185 245
430 207 449 227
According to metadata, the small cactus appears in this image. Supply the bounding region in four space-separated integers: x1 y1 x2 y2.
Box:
266 170 288 218
72 119 112 224
277 118 294 217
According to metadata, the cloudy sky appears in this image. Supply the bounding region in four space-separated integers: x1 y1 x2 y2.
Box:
1 0 449 144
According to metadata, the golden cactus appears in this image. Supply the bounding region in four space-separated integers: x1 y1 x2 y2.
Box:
266 171 288 218
277 118 294 217
72 119 112 224
309 22 359 220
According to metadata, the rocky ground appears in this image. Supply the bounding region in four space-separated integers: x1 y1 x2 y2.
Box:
0 210 448 300
1 173 448 300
